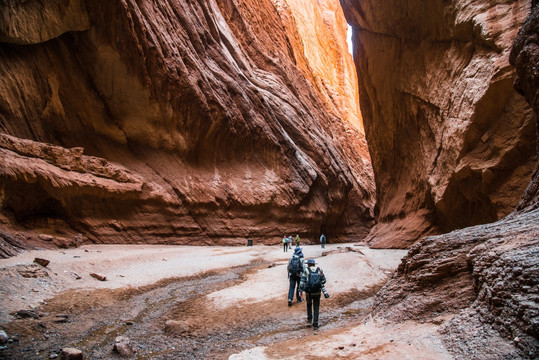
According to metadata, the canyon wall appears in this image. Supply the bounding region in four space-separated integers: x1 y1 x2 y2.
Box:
341 0 537 247
343 1 539 357
0 0 374 253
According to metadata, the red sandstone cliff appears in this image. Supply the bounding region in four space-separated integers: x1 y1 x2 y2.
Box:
341 0 537 248
341 1 539 357
0 0 374 252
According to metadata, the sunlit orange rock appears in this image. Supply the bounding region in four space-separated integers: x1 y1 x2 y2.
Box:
0 0 374 252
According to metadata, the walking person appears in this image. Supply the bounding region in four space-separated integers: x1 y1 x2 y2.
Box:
283 235 288 252
295 234 300 247
320 233 326 248
287 236 292 250
299 258 328 330
287 247 304 306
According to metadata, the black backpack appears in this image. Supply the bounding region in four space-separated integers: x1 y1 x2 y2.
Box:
305 267 322 292
288 256 302 275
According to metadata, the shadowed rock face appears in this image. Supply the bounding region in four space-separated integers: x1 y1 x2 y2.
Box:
364 3 539 358
341 0 537 247
0 0 374 251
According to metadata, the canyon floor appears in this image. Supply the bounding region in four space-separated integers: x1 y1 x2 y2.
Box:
0 243 457 359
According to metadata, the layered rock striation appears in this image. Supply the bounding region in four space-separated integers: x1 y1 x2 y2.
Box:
341 0 537 247
0 0 374 253
362 2 539 358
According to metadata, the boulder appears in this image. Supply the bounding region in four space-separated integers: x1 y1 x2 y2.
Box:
113 336 134 357
34 258 50 267
0 330 8 344
60 347 83 360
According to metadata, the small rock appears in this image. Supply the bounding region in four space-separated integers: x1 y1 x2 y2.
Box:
38 234 54 241
50 353 59 359
113 336 134 357
514 336 520 343
12 310 41 319
34 258 50 267
338 346 345 350
90 273 106 281
69 272 81 280
350 343 356 347
54 315 69 323
267 263 276 268
60 347 83 360
0 330 8 344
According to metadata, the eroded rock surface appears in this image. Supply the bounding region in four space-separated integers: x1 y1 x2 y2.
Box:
0 0 374 253
369 3 539 358
341 0 537 247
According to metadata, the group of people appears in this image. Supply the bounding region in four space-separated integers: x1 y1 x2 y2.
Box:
283 233 327 251
285 233 329 331
282 234 300 252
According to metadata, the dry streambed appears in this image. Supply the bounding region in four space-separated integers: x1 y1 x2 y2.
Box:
0 244 451 359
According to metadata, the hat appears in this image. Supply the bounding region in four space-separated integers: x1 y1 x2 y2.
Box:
294 247 302 254
306 259 316 265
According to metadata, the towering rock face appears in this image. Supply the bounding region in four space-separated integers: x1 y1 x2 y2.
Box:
341 0 537 247
0 0 374 251
348 2 539 358
274 0 364 134
346 1 539 359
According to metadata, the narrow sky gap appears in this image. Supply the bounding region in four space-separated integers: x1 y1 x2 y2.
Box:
346 24 353 54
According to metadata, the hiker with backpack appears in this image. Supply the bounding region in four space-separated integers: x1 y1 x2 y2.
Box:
299 258 328 330
283 235 288 252
320 233 326 248
287 247 305 306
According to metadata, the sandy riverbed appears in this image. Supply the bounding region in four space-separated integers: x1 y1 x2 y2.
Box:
0 243 455 359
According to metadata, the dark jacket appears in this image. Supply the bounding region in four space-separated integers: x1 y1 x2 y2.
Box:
287 255 305 276
299 265 326 294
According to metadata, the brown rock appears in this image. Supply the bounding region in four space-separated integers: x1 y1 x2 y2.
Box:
341 2 539 359
60 347 83 360
38 234 54 241
34 258 50 267
90 273 106 281
0 231 29 259
12 309 42 319
341 0 536 247
510 2 539 211
0 0 374 250
18 265 49 278
113 336 134 357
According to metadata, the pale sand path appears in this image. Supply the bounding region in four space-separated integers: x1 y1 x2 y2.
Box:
0 243 454 359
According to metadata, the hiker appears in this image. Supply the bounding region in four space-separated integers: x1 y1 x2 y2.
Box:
295 234 300 247
283 236 288 252
299 258 328 330
287 247 305 306
287 236 292 250
320 233 326 248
